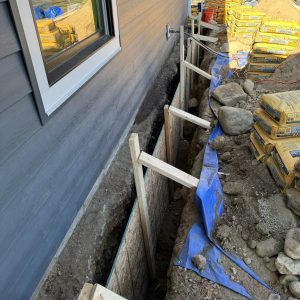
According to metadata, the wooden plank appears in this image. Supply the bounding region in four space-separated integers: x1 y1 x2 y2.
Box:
193 34 218 43
91 284 127 300
179 26 185 112
113 241 134 299
77 283 94 300
169 106 211 129
164 105 172 165
129 134 156 279
106 270 121 296
138 152 199 188
183 60 212 80
199 20 219 30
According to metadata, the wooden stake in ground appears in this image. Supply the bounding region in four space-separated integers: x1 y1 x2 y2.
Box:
129 133 156 279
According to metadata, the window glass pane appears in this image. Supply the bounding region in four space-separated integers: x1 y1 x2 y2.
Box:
30 0 104 61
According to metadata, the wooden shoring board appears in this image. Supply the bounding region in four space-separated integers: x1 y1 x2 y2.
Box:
78 283 127 300
105 85 181 299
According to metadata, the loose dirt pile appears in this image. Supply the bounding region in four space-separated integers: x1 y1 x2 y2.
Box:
258 53 300 93
256 0 300 22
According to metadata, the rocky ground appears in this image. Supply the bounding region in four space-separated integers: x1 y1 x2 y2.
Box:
164 28 300 300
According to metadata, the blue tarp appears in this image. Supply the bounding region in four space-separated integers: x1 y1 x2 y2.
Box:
44 6 63 19
176 54 270 299
33 6 45 20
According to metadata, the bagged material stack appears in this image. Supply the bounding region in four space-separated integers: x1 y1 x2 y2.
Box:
250 90 300 191
226 5 265 46
247 19 300 80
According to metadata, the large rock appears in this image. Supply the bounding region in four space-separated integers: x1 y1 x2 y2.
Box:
192 254 206 271
212 82 247 106
286 188 300 216
289 281 300 298
279 274 299 286
218 107 253 136
243 79 255 95
223 180 244 195
209 136 225 150
276 252 300 275
268 294 280 300
285 228 300 260
256 238 283 258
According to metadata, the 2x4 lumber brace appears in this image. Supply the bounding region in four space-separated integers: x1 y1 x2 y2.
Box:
193 34 218 43
199 20 219 31
129 134 156 279
78 283 127 300
138 152 199 189
169 106 211 129
183 60 212 80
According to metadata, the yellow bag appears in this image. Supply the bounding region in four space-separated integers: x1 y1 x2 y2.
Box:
233 25 258 33
231 31 254 39
250 133 267 162
36 19 56 33
248 62 279 73
252 43 295 55
253 123 276 154
295 172 300 191
255 32 300 47
266 157 294 191
259 90 300 125
254 109 300 139
272 139 300 178
246 71 273 80
234 9 265 20
249 53 287 64
260 20 300 37
235 19 261 27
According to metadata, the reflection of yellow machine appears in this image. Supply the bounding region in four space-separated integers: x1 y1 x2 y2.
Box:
36 19 78 57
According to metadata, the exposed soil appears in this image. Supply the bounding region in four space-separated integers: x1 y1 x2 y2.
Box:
256 0 300 22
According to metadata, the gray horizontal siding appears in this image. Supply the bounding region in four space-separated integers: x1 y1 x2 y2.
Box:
0 1 20 59
0 0 185 299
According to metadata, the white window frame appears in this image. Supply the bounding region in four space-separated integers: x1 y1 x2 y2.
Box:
10 0 121 118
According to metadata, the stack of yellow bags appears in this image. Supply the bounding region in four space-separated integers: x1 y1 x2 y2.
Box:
250 90 300 191
224 0 242 25
227 6 265 45
247 19 300 79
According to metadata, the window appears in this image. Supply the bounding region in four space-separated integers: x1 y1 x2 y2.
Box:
10 0 120 119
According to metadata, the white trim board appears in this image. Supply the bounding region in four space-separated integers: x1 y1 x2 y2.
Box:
10 0 121 117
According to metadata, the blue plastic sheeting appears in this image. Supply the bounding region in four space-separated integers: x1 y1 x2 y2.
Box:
44 6 63 19
176 54 270 299
33 7 45 20
177 223 252 299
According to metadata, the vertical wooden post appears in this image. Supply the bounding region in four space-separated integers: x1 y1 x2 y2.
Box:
129 134 156 279
191 18 195 90
180 25 185 138
197 7 202 66
180 25 185 112
164 105 174 198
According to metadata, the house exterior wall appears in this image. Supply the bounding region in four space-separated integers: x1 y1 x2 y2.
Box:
0 0 186 299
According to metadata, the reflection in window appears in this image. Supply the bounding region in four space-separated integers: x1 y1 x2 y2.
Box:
31 0 102 60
